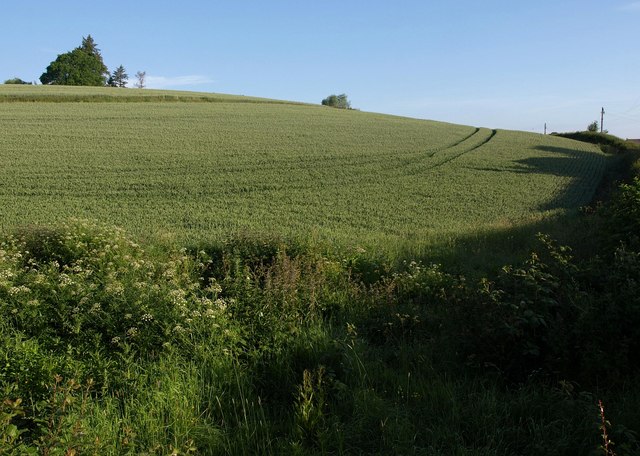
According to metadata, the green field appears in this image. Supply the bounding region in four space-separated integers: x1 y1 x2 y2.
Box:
0 85 608 257
3 85 639 455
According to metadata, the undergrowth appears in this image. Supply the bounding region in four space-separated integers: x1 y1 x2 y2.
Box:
1 178 640 454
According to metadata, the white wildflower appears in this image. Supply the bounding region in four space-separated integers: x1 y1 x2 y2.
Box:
208 281 222 294
0 270 14 280
58 274 73 287
8 285 31 295
105 282 124 295
214 298 227 311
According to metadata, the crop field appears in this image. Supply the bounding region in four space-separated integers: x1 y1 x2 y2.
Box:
0 85 608 254
3 85 638 455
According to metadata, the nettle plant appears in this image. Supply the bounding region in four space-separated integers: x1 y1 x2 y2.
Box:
0 220 229 356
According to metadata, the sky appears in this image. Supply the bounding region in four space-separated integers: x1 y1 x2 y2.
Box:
2 1 639 138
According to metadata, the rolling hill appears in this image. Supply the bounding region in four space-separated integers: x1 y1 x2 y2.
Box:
2 85 639 455
0 85 608 255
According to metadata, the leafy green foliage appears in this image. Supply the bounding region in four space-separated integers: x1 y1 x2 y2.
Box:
321 93 351 109
600 177 640 248
40 35 108 86
0 220 231 360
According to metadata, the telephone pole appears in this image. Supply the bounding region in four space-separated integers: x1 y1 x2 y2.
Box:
544 123 547 135
601 107 605 133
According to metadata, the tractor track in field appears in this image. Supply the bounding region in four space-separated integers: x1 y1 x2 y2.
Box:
397 128 497 176
430 129 497 169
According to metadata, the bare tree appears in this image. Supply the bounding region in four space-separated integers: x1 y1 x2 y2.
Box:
134 71 146 89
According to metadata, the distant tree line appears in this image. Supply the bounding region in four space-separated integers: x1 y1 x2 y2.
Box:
3 77 32 85
4 35 146 89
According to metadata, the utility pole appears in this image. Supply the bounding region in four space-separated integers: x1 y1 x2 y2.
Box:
601 107 605 133
544 123 547 135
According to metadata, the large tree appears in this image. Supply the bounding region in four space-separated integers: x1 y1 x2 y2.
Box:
40 35 109 86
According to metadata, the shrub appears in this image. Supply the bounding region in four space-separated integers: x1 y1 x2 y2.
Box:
600 177 640 249
0 220 230 358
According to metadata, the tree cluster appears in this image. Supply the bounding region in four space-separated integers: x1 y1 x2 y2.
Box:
38 35 144 89
321 93 351 109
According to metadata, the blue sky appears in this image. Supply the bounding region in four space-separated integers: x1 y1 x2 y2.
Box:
2 1 639 137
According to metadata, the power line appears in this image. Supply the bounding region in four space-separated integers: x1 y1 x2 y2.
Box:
607 111 640 122
624 96 640 113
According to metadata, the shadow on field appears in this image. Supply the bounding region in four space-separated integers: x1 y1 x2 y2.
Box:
472 145 607 212
402 145 612 274
525 145 607 211
401 210 599 277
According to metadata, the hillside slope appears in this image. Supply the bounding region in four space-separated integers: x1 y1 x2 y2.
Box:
0 85 608 251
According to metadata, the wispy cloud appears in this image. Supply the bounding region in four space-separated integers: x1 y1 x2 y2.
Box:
618 1 640 10
145 75 214 89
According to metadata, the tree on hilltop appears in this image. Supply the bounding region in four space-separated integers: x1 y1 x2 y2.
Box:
322 93 351 109
40 35 109 86
108 65 128 87
587 121 599 132
134 71 146 89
